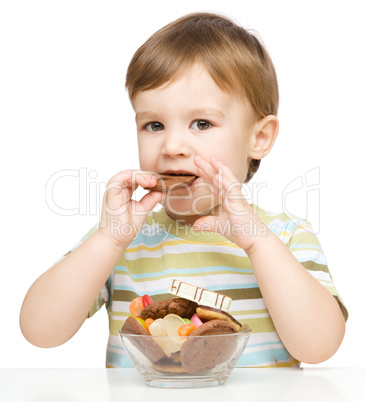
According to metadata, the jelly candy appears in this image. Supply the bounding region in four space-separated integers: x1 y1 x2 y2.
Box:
191 313 203 328
144 318 154 334
149 316 186 354
142 294 154 307
149 318 167 337
163 314 186 336
129 296 144 316
177 324 196 336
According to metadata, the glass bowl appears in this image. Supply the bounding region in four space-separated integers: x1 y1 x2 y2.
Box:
118 328 251 388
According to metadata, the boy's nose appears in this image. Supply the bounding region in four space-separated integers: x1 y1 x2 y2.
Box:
162 130 190 157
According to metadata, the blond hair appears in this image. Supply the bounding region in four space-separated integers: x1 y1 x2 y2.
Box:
125 12 279 182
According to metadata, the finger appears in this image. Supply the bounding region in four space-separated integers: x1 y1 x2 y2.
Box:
210 159 250 212
105 171 156 211
195 167 219 197
210 157 240 189
138 189 165 213
109 170 157 186
194 156 220 196
194 156 217 181
206 157 244 207
195 155 232 193
130 171 157 192
108 170 157 193
210 156 232 179
106 170 133 202
107 170 132 188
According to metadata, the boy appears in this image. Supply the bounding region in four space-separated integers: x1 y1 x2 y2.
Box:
20 12 347 368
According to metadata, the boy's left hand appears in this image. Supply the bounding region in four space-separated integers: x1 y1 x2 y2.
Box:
193 155 266 252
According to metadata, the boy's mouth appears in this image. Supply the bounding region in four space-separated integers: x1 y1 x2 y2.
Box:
147 172 200 192
161 172 200 190
161 170 197 176
168 173 194 176
167 174 201 191
160 171 199 186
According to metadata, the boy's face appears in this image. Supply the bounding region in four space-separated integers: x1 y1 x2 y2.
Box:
133 63 257 225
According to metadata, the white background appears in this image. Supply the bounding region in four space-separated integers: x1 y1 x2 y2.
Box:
1 0 364 368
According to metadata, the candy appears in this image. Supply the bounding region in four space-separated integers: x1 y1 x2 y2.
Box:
129 296 144 316
196 306 242 331
142 294 154 308
144 318 154 334
159 337 185 355
163 314 186 336
167 279 232 312
183 318 192 324
191 313 203 328
149 315 186 354
178 324 196 336
130 315 146 329
149 318 167 337
145 174 196 192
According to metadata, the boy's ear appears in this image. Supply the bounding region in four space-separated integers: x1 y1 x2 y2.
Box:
248 115 279 160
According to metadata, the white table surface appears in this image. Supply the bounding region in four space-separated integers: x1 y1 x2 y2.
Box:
0 368 364 402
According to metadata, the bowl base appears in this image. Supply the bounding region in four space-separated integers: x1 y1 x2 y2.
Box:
144 374 229 388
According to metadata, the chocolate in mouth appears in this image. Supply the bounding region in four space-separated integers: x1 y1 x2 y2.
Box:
164 173 196 176
145 174 197 192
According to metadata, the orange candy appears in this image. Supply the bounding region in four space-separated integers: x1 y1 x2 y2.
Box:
129 297 144 316
177 324 196 336
144 318 155 334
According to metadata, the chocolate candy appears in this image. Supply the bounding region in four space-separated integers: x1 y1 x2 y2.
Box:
120 316 165 363
145 174 196 192
180 320 238 373
141 297 198 321
167 279 232 311
196 306 243 331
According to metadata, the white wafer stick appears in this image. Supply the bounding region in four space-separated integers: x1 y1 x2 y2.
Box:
167 279 232 312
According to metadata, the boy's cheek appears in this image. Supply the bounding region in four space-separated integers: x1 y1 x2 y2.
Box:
138 162 154 172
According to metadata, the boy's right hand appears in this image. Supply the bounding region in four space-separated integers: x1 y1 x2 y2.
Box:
98 170 165 249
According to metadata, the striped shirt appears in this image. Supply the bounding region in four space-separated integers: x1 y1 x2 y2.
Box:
59 204 348 368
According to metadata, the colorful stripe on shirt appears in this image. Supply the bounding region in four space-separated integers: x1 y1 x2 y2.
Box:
62 204 347 368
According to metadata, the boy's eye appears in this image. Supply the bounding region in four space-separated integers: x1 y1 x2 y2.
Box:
192 120 212 131
145 122 164 132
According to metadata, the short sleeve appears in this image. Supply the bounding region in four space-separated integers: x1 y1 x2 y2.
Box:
52 222 110 319
87 281 109 318
286 220 348 322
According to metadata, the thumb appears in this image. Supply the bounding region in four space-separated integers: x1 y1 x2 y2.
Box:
139 190 165 213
